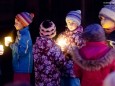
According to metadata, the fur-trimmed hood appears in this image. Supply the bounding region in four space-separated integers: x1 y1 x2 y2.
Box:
71 46 115 71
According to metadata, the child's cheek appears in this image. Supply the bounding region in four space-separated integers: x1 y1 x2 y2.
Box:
101 20 115 29
102 23 113 29
68 25 77 31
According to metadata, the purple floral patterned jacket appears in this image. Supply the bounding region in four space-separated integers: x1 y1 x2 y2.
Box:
63 26 84 48
56 26 85 77
33 36 69 86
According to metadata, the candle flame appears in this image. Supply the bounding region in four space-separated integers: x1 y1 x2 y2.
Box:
4 36 12 46
0 45 4 55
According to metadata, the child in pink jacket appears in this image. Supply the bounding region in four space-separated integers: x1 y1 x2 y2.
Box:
69 24 115 86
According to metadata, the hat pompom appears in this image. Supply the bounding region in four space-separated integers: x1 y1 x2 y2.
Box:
39 20 56 38
76 10 81 14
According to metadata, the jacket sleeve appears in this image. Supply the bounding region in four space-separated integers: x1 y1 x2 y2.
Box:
10 32 31 56
52 45 66 68
110 60 115 72
73 63 82 78
10 43 19 54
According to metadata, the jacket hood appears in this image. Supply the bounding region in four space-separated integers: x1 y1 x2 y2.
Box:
79 42 109 60
71 43 115 71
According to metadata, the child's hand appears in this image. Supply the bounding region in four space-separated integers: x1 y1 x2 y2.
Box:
67 45 78 57
5 41 12 46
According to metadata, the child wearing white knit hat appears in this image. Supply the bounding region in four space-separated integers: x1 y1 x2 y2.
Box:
56 10 84 86
66 10 81 29
99 0 115 47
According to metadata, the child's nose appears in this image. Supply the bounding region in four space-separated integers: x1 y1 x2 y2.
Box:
69 23 73 26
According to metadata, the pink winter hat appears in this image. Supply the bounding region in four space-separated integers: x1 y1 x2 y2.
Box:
39 20 56 38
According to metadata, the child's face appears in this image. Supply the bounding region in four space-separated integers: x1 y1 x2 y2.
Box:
66 18 78 31
100 16 115 34
14 18 24 30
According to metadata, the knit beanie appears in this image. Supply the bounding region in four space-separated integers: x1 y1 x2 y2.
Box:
66 10 81 26
99 0 115 22
103 72 115 86
16 12 34 27
39 20 56 38
82 24 106 42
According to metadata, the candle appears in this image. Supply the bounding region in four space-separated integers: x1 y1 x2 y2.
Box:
4 36 12 46
0 45 4 55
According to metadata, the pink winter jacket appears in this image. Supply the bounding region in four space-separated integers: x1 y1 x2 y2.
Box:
72 42 115 86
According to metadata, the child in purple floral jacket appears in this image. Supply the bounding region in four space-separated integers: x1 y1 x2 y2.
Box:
62 10 84 48
33 20 69 86
56 10 84 86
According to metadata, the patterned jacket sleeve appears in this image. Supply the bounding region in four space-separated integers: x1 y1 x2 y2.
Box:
50 44 67 69
75 26 85 48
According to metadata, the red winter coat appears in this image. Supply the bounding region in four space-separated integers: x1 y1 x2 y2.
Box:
72 42 115 86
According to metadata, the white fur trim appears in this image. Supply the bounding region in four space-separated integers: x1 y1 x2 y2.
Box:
99 8 115 21
71 47 115 71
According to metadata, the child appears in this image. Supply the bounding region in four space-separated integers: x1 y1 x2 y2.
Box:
99 0 115 46
69 24 115 86
58 10 84 49
9 12 34 83
57 10 83 86
33 20 70 86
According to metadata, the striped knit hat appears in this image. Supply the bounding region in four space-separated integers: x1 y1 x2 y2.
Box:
66 10 81 26
39 20 56 38
99 0 115 22
16 12 34 27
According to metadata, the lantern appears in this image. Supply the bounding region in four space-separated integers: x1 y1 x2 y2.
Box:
4 36 12 46
0 44 4 55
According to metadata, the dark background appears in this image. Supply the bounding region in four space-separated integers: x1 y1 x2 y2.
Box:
0 0 111 85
